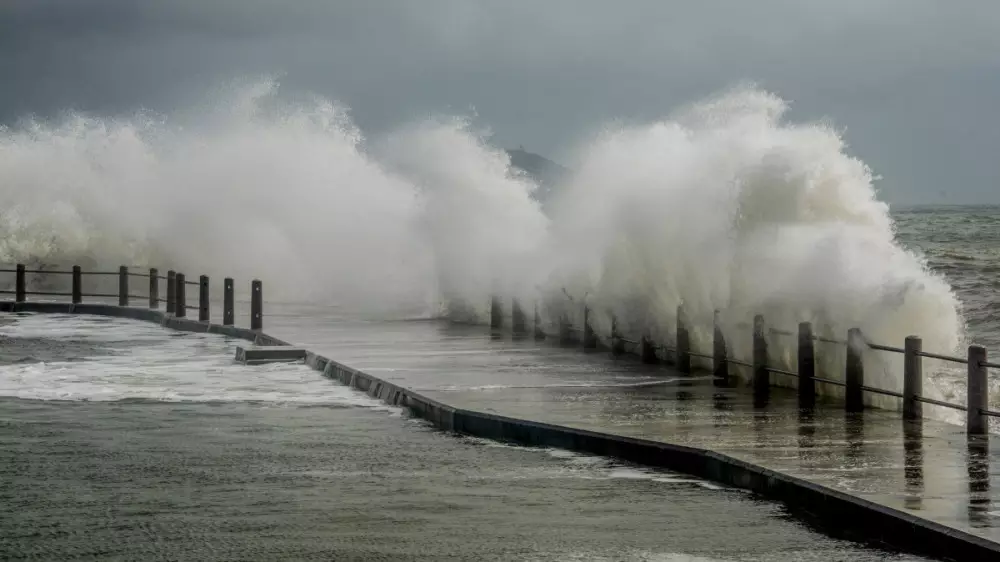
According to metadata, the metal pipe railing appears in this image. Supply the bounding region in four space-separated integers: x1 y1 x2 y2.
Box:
494 292 995 436
765 366 798 378
0 264 259 330
915 350 968 364
867 342 905 353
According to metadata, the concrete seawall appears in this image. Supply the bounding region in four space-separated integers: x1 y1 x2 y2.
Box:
3 300 997 562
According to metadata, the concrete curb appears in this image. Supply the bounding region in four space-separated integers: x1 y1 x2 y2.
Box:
4 301 996 561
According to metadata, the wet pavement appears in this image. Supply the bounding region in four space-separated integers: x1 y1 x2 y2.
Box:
262 306 1000 546
1 311 937 561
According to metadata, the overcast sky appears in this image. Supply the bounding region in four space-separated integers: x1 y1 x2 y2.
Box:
2 1 999 204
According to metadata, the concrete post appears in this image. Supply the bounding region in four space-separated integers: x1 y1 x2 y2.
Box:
251 279 262 331
582 306 597 349
512 300 527 335
148 268 158 309
676 305 691 373
559 314 572 345
490 295 502 330
223 277 234 326
846 328 865 412
713 310 728 381
640 333 658 364
753 314 769 406
199 275 210 322
904 336 923 420
175 273 186 318
967 345 989 436
15 264 25 302
118 266 128 306
533 303 545 340
71 266 82 304
611 315 626 356
798 322 815 409
165 270 176 314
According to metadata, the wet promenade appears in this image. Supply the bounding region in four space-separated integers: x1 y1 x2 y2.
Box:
1 310 938 561
264 305 1000 548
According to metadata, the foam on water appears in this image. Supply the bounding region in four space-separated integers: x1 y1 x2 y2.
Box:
526 553 728 562
0 80 973 408
432 377 705 392
453 435 728 492
0 313 394 409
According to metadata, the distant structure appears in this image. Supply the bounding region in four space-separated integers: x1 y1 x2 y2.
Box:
505 147 569 206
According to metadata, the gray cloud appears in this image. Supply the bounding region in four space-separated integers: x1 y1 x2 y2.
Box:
2 0 999 203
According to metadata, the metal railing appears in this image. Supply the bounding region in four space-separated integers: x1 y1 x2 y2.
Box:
1 264 264 331
488 296 997 436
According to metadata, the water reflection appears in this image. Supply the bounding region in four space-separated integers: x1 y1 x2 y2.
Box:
797 410 816 464
752 409 769 451
902 420 924 511
713 370 737 389
753 386 769 409
675 379 695 415
511 330 529 342
712 391 732 430
967 437 991 527
672 379 696 441
844 412 865 465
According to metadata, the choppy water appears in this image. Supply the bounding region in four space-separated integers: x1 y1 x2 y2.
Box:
888 206 1000 411
0 314 928 561
894 205 1000 350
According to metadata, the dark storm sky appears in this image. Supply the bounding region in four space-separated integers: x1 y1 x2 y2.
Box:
3 1 999 203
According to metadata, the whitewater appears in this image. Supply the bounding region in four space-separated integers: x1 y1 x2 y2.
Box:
0 80 977 409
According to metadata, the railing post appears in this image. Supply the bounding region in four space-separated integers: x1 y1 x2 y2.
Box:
533 303 544 340
251 279 262 331
611 315 625 356
640 333 657 364
559 313 572 345
582 306 597 349
846 328 865 412
175 273 186 318
490 295 503 330
967 345 988 436
753 314 769 406
199 275 210 322
72 266 82 304
904 336 923 420
15 264 25 302
165 270 176 314
148 268 158 309
798 322 815 408
713 310 728 381
118 266 128 306
676 305 690 373
512 299 527 335
223 277 234 326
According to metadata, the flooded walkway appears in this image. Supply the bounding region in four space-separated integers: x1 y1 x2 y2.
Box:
0 311 930 561
265 308 1000 548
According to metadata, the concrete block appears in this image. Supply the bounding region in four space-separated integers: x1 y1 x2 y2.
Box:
234 345 306 365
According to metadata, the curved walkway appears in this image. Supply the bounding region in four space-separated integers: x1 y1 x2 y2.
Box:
4 300 998 562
